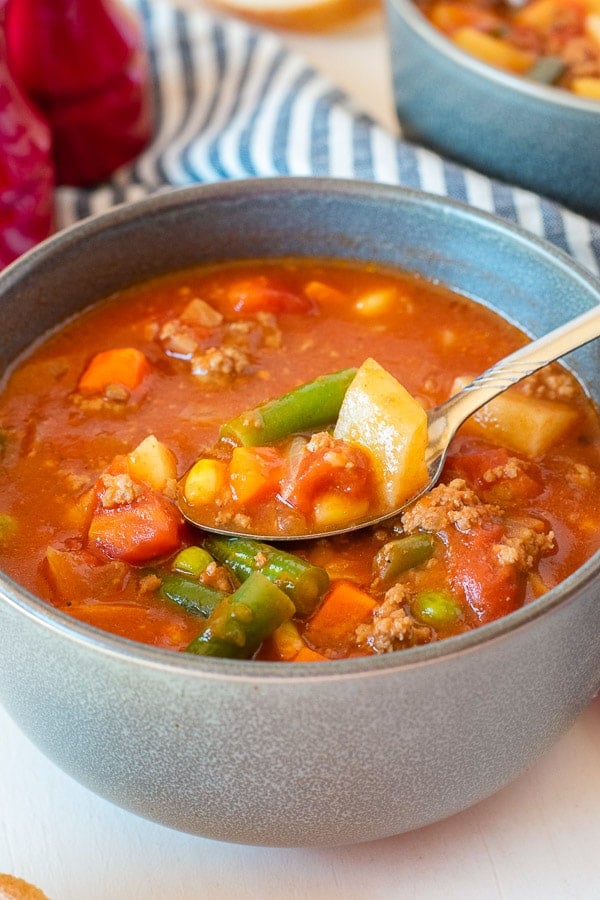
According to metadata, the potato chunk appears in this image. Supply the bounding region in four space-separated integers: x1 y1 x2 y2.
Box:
127 434 178 493
334 358 428 507
461 387 579 457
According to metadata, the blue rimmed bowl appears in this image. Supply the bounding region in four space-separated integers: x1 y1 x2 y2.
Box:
0 178 599 846
385 0 600 219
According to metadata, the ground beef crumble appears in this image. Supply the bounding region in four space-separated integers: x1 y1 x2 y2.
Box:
482 456 530 484
519 365 578 402
139 573 162 594
200 561 232 593
565 462 597 489
98 473 142 508
159 320 199 359
156 303 282 385
306 431 336 453
191 345 251 379
72 392 133 413
355 583 432 653
495 519 555 570
401 478 500 534
356 472 555 654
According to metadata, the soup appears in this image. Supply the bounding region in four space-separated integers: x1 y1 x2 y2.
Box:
0 257 598 661
416 0 600 99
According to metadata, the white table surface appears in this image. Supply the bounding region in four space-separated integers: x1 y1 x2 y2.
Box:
2 5 600 899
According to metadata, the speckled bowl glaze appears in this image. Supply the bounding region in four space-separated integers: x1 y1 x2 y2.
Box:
0 179 599 847
385 0 600 220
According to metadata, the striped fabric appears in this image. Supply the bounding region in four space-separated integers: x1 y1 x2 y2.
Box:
55 0 600 276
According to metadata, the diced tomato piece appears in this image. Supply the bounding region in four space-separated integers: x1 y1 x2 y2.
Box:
44 546 132 604
446 440 542 502
446 523 521 624
67 602 196 649
220 276 316 316
281 438 375 516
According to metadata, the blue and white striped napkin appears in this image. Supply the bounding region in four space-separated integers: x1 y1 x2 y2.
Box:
55 0 600 276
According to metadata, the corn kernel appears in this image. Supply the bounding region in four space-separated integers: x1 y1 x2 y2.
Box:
183 458 227 505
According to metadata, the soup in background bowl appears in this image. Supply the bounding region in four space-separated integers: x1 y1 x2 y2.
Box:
0 178 599 846
417 0 600 99
385 0 600 218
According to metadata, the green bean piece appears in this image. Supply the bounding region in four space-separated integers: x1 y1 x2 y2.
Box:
160 573 226 618
171 545 215 577
527 56 565 85
374 533 436 586
204 536 329 616
219 367 357 447
411 589 463 630
186 571 295 658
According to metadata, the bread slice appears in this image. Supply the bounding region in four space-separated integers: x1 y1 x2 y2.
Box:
205 0 379 31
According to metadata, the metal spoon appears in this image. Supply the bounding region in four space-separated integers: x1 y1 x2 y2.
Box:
178 304 600 542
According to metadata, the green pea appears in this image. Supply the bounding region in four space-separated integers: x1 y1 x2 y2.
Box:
171 545 215 577
411 589 463 630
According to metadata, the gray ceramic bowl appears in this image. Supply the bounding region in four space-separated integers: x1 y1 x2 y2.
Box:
0 179 599 847
385 0 600 220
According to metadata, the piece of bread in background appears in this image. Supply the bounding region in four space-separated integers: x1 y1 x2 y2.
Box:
0 874 49 900
205 0 380 30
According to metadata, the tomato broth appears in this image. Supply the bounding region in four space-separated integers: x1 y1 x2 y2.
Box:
0 257 598 661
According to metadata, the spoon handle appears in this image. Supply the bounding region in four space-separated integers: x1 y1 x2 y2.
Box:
427 304 600 460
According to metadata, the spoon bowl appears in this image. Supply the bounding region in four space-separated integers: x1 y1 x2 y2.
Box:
178 303 600 541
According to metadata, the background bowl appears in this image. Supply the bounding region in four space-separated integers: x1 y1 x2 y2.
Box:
384 0 600 220
0 178 599 847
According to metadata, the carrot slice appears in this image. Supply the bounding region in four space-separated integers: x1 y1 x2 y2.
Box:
88 490 183 563
230 446 284 503
304 579 376 650
78 347 151 394
293 645 328 662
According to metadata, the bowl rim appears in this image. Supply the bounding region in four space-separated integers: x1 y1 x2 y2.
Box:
385 0 600 116
0 176 599 684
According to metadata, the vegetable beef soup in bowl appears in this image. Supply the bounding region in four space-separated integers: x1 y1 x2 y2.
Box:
0 179 599 846
384 0 600 219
